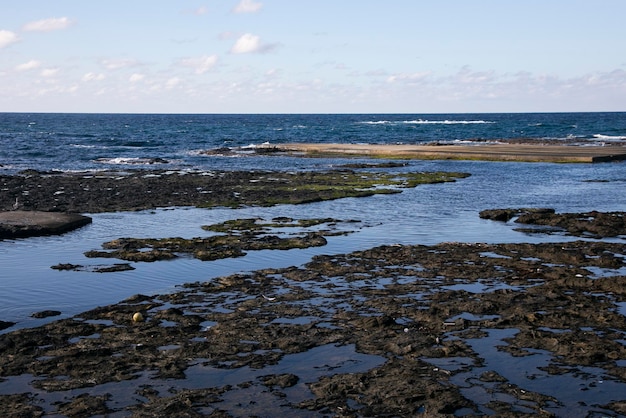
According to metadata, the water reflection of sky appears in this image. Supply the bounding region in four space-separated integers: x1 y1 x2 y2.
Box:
1 159 625 331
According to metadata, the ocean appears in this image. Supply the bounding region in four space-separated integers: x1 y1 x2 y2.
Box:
1 112 626 332
1 112 626 174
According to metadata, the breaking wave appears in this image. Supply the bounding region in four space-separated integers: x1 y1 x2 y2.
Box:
358 119 495 125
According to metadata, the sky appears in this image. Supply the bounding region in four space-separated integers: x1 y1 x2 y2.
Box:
1 0 625 114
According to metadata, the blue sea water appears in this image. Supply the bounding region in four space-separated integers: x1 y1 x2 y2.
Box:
1 112 625 173
1 112 626 332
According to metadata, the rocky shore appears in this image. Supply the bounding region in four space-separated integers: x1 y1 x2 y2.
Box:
1 168 626 416
0 168 468 214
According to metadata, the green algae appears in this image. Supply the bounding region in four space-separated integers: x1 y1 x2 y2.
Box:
195 170 469 208
202 217 345 234
1 168 470 212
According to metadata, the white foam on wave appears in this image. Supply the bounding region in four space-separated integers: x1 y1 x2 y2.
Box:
593 134 626 141
359 119 495 125
93 157 170 165
70 144 106 149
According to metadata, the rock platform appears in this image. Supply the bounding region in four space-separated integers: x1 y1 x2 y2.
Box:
0 211 92 239
259 142 626 163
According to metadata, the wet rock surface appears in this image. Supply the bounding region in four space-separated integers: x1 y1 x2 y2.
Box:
0 169 469 213
0 321 15 331
30 310 61 319
480 208 626 238
0 211 92 239
1 239 626 416
81 217 356 264
2 168 626 415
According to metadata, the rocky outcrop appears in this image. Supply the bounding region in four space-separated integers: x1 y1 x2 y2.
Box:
0 211 92 239
480 208 626 238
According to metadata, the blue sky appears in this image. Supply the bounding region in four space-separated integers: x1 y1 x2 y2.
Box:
1 0 625 113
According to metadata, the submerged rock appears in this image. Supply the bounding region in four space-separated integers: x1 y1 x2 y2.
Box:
30 310 61 319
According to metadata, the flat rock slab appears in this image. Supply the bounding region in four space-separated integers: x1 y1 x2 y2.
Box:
262 143 626 163
0 211 92 239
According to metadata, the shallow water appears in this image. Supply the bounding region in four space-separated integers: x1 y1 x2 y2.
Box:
426 328 626 418
1 159 625 332
0 343 384 416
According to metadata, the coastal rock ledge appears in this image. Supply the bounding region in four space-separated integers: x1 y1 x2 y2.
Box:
0 211 92 239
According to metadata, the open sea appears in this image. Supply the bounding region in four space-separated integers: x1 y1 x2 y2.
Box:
1 112 626 332
1 112 626 174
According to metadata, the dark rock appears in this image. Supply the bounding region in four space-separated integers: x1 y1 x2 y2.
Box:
0 211 92 239
2 239 625 416
479 207 555 222
31 310 61 319
0 169 469 213
92 263 135 273
479 208 518 221
261 373 299 388
0 320 15 331
51 263 83 271
482 208 626 238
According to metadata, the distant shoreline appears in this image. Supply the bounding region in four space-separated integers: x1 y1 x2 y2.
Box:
257 142 626 163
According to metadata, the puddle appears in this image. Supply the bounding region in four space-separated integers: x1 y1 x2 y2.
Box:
537 326 572 334
479 251 511 259
199 320 217 330
442 280 521 293
447 313 501 322
585 266 626 278
442 328 626 417
421 356 475 372
68 333 100 344
0 343 385 416
270 316 321 325
83 319 116 326
157 344 181 351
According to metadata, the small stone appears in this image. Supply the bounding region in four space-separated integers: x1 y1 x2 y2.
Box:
132 312 144 322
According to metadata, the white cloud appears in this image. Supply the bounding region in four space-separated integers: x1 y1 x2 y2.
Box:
234 0 262 13
15 60 42 71
453 66 496 84
386 72 431 84
40 68 59 77
265 68 280 77
230 33 276 54
0 30 19 48
129 73 145 83
194 7 208 15
218 31 238 41
82 72 106 82
179 55 218 74
23 17 73 32
101 58 139 70
166 77 181 89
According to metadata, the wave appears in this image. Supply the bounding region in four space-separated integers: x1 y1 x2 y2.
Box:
358 119 495 125
93 157 170 165
72 143 163 150
592 134 626 141
71 144 108 149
